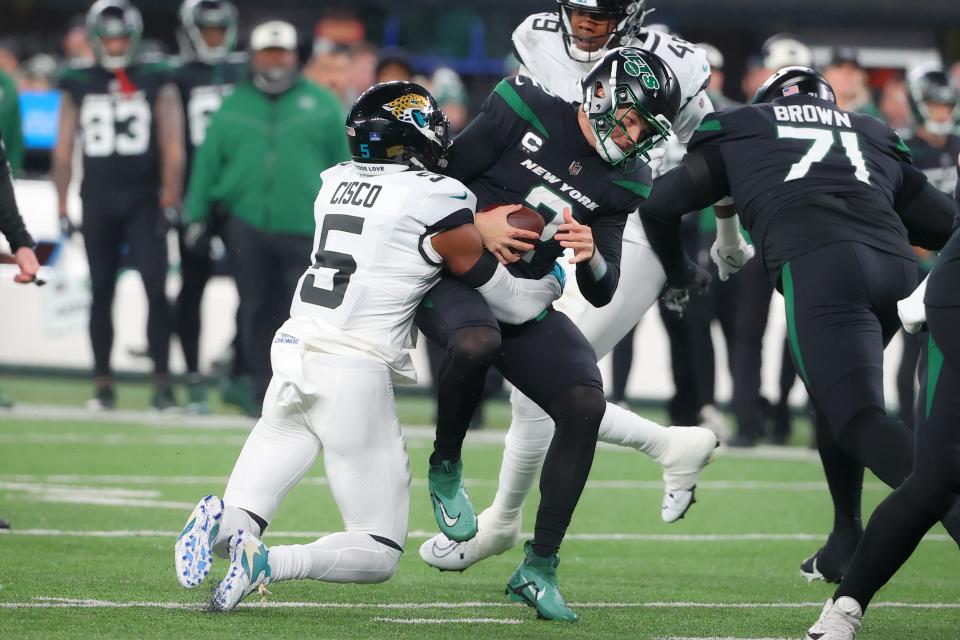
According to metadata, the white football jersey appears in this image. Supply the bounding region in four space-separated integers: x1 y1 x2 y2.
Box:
282 162 477 384
512 13 713 143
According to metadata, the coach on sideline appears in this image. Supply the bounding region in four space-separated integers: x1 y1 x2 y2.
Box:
185 20 350 413
1 127 40 528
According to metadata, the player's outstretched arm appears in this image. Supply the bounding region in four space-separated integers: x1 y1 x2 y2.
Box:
432 222 562 325
894 161 960 250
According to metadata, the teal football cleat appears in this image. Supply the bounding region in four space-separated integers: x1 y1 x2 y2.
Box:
505 541 578 622
427 458 478 542
175 494 223 588
210 529 271 612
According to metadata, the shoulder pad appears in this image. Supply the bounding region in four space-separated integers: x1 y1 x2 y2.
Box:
491 75 558 139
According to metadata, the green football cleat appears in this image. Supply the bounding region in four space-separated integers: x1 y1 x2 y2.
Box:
505 541 578 622
427 458 478 542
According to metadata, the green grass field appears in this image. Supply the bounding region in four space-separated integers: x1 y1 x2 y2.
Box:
1 376 958 639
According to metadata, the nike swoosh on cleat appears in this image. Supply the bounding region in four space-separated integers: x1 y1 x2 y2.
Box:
450 192 469 200
432 495 461 528
431 540 460 558
807 633 826 639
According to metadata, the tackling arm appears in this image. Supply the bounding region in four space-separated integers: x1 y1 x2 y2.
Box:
432 224 562 325
894 161 960 250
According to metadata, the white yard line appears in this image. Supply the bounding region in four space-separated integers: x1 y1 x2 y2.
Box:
0 528 951 543
0 404 821 462
371 617 523 624
0 474 891 492
2 597 957 610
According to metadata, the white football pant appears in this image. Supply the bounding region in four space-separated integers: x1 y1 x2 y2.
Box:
492 226 671 520
219 340 410 584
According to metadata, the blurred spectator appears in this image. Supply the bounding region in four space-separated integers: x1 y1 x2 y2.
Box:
729 34 811 446
185 20 350 412
347 41 378 100
951 61 960 91
879 77 911 130
53 0 185 411
304 39 351 105
313 8 365 47
376 48 413 83
0 68 23 174
823 47 879 116
431 67 469 132
0 41 19 77
63 23 96 65
698 42 738 108
18 54 58 92
172 0 248 415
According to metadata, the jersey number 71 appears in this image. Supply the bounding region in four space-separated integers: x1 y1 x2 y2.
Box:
777 126 871 184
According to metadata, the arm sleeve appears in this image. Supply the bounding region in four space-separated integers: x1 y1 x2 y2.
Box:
672 90 715 145
575 211 626 307
640 146 730 285
459 251 562 324
894 160 960 251
0 135 33 251
0 76 23 174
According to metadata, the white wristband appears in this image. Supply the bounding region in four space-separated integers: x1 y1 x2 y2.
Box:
715 212 742 248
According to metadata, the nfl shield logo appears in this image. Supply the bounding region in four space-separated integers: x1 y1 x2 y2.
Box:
568 161 582 175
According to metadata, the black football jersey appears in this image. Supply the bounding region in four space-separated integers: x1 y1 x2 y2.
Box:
904 132 960 196
59 60 173 208
171 53 248 165
445 75 646 280
689 94 915 272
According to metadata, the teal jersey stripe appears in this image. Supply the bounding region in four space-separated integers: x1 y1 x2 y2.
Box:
926 333 944 419
782 262 810 386
493 80 550 139
611 179 651 198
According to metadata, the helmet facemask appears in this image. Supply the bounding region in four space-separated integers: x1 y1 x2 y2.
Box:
179 0 238 64
584 71 672 169
908 67 959 137
557 1 645 64
88 2 143 71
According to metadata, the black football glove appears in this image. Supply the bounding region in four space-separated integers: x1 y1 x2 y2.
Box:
661 259 712 317
182 221 212 257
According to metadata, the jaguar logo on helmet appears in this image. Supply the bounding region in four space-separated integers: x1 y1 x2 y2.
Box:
384 94 434 132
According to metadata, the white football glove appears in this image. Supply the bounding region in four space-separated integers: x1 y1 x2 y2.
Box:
710 212 754 281
897 277 928 334
644 146 667 176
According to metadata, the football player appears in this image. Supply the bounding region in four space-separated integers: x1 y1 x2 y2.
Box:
173 82 565 611
171 0 247 413
415 47 695 621
804 158 960 640
419 0 733 575
53 0 185 410
639 67 960 585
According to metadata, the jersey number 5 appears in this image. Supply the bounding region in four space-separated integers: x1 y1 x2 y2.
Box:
777 126 871 184
299 214 365 309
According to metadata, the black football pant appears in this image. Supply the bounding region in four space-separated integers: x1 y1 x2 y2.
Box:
836 304 960 610
82 203 171 378
416 276 605 555
175 226 211 375
780 241 960 548
224 217 313 410
731 255 774 440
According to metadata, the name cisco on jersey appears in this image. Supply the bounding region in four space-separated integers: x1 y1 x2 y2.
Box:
330 181 383 208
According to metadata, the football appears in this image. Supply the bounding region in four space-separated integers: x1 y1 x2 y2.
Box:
480 204 545 237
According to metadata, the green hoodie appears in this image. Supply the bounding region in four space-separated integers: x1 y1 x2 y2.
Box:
0 70 23 173
186 76 349 236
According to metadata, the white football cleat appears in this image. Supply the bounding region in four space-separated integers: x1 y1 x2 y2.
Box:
806 597 862 639
659 426 719 523
174 494 223 588
419 507 520 572
210 529 271 612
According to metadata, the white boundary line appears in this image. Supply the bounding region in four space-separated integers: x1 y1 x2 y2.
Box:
0 528 951 543
2 597 958 610
371 617 522 624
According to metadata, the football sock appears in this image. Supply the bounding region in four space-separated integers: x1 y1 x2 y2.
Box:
814 411 864 530
597 400 670 461
490 388 556 520
269 532 401 584
433 327 500 462
533 386 604 556
213 505 262 559
835 472 953 611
